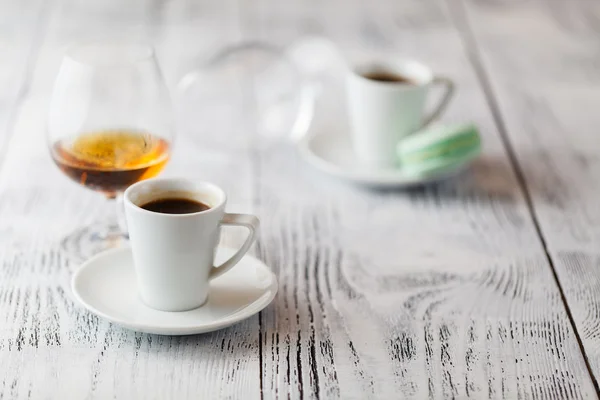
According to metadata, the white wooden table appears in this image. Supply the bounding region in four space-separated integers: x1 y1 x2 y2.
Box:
2 0 600 398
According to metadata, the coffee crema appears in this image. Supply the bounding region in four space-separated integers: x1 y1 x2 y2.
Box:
362 71 415 84
140 197 210 214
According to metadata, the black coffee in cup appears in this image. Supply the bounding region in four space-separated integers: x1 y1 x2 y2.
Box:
362 70 415 84
140 198 210 214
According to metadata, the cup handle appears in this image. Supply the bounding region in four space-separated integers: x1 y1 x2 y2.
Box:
209 213 260 280
422 76 455 127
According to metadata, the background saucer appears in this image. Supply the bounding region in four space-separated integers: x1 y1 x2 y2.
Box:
297 127 469 188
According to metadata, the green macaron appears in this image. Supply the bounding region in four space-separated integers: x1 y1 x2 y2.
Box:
397 123 481 177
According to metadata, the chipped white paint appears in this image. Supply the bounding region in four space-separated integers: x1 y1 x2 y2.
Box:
0 0 598 398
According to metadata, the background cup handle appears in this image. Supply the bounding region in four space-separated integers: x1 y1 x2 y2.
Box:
209 213 260 280
422 76 455 127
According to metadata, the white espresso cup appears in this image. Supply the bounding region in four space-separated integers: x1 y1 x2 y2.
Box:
124 178 259 312
347 60 455 168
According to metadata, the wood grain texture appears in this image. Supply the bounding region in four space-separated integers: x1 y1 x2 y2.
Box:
245 0 598 398
458 0 600 390
0 0 261 399
0 0 598 398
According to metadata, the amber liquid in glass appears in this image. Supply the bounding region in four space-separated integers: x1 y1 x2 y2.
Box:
51 129 170 197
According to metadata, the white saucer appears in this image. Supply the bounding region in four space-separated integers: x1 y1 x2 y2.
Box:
71 246 278 335
297 128 469 188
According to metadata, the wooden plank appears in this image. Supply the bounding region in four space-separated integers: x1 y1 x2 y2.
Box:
0 0 47 163
457 0 600 391
242 0 598 397
0 0 263 399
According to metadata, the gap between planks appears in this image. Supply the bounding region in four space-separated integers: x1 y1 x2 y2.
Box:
445 0 600 396
253 147 265 400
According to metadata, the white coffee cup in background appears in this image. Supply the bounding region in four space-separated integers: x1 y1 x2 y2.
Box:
346 60 455 168
124 178 259 312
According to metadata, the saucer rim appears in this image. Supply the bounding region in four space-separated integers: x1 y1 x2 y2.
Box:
296 133 470 187
71 246 278 335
